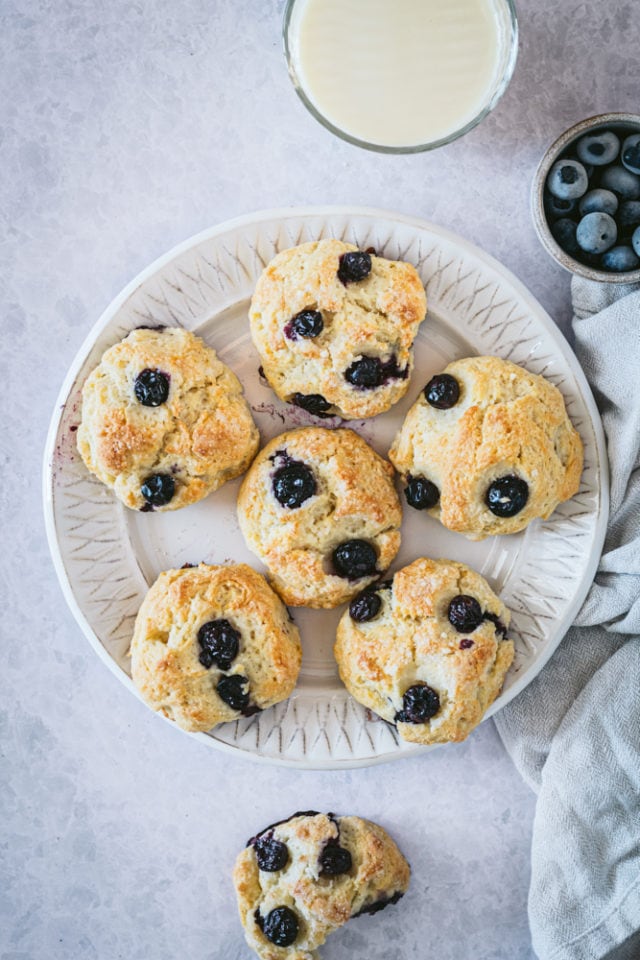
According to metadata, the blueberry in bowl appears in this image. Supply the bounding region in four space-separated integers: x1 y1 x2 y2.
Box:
550 218 581 259
576 130 620 166
599 165 640 201
576 212 617 255
544 194 578 220
603 245 640 272
621 134 640 175
547 159 589 200
617 200 640 238
533 112 640 282
578 189 618 217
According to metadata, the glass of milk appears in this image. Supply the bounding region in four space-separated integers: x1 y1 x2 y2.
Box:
283 0 518 153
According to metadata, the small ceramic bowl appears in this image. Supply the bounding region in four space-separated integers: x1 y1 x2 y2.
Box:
532 112 640 283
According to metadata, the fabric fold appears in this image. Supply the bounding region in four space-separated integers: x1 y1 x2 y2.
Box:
495 277 640 959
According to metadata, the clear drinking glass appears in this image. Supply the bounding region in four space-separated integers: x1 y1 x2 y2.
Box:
283 0 519 155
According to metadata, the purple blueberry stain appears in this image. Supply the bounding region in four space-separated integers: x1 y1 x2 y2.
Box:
483 612 508 637
246 811 323 847
352 890 405 918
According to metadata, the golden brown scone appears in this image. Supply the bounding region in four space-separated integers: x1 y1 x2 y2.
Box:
335 558 514 745
130 563 301 732
388 355 584 540
249 239 427 420
237 427 402 608
77 327 259 511
233 811 410 960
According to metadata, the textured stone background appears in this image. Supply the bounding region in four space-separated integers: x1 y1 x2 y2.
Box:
1 1 637 957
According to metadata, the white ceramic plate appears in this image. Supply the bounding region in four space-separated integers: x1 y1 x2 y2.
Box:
44 207 608 768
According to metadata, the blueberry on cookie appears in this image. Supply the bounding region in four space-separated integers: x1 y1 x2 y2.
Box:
237 428 402 608
249 239 427 420
389 355 583 539
77 327 259 511
335 558 514 745
234 811 410 959
130 564 301 732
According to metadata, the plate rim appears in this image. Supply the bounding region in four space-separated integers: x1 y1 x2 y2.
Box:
42 205 610 768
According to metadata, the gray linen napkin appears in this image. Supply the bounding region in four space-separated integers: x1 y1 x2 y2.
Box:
494 275 640 960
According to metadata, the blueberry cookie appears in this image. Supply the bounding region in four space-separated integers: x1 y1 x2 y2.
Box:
77 327 259 511
335 558 514 745
237 427 402 608
389 355 583 540
233 811 410 960
249 239 427 420
130 563 301 732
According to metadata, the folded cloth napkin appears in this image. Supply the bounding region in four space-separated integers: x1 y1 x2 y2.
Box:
495 275 640 960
